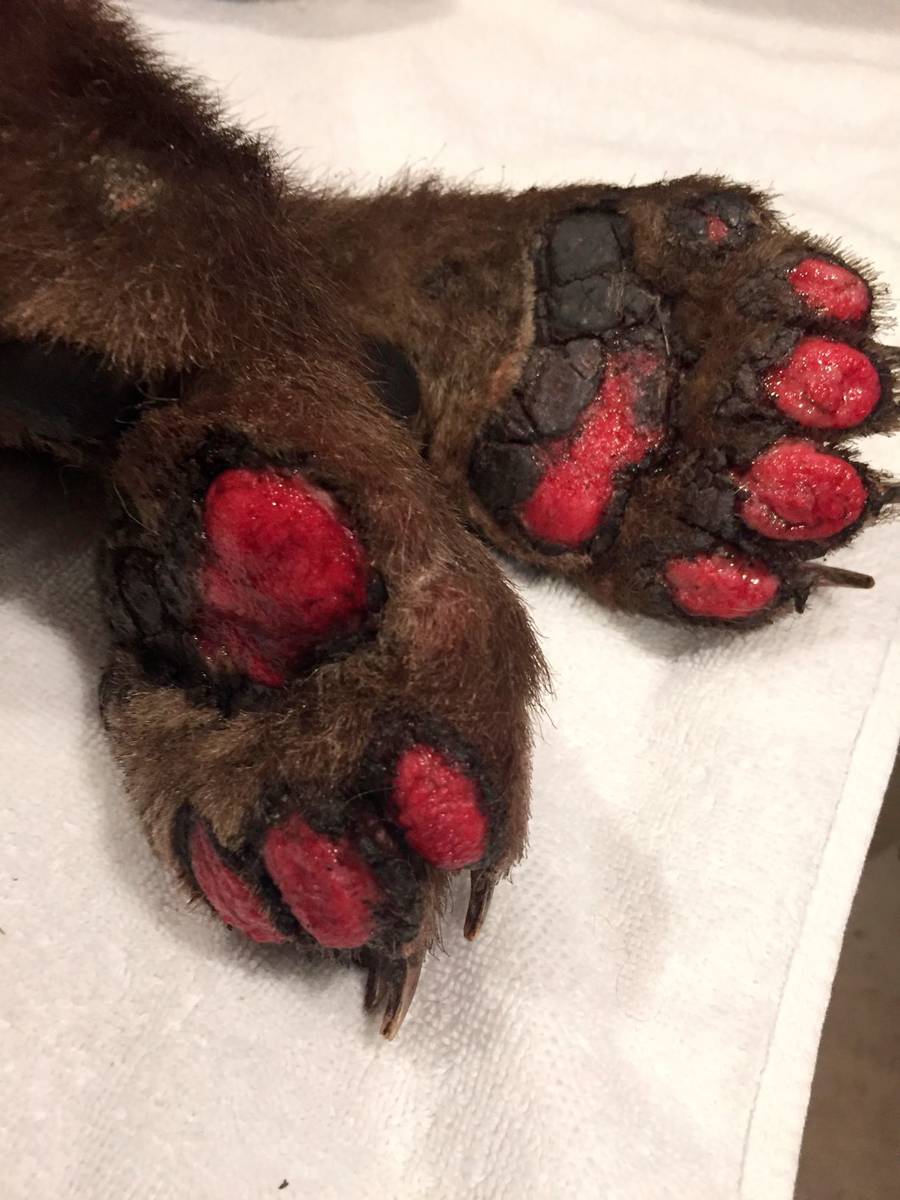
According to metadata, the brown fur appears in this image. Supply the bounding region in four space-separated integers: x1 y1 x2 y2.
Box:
0 0 546 1028
305 180 897 618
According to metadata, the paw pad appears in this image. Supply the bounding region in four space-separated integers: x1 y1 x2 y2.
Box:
664 553 781 620
188 822 285 944
471 186 893 623
199 468 373 686
536 209 657 341
738 439 867 542
472 208 670 553
262 815 382 949
182 740 493 954
518 347 668 549
390 745 487 869
763 337 881 430
788 257 871 324
673 192 761 249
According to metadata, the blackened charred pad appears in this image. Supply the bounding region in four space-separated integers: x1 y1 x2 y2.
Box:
670 191 761 249
535 210 657 340
470 207 671 551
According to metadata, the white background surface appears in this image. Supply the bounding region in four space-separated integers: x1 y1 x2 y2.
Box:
2 2 899 1197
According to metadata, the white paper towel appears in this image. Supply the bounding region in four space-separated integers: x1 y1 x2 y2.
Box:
2 2 899 1196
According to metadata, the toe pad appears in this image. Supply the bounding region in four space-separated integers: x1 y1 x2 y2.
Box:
665 553 781 620
764 337 880 430
263 814 382 949
391 745 488 870
788 257 871 324
739 440 867 542
189 823 285 944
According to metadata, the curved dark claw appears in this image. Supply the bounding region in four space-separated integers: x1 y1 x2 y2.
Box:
464 869 497 941
380 953 424 1041
803 564 875 590
878 480 900 507
364 956 389 1014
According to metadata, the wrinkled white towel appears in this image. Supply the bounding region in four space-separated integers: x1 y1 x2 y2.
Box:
2 2 899 1196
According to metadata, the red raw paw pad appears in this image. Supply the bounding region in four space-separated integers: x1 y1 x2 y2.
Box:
764 337 880 430
738 439 867 542
262 814 381 949
788 258 871 324
391 745 488 870
519 348 668 547
706 215 729 244
189 823 285 944
665 553 781 620
199 468 372 686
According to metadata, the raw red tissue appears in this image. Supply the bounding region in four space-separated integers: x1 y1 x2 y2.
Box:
764 337 879 430
519 349 667 547
391 745 487 869
263 813 381 949
665 553 780 620
738 439 866 542
788 257 871 324
189 822 285 944
199 468 371 685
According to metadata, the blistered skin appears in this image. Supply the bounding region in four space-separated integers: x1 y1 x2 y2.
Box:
179 733 498 956
189 822 285 944
184 738 493 951
262 815 382 949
